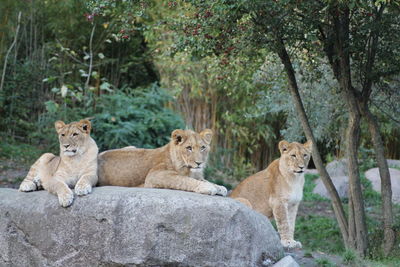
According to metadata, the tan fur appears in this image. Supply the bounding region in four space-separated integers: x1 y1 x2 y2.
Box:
230 140 312 248
19 119 98 207
98 129 227 196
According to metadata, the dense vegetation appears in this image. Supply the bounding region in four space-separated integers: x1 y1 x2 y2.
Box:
1 0 400 264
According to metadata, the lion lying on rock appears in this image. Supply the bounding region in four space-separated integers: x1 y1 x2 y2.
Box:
98 129 227 196
230 140 312 249
19 119 99 207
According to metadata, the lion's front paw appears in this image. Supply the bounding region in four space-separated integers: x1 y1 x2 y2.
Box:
74 182 92 196
195 182 218 195
215 184 227 196
19 180 37 192
58 190 74 207
281 239 302 249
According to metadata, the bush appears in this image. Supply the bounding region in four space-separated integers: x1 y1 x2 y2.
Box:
92 84 185 150
35 84 185 151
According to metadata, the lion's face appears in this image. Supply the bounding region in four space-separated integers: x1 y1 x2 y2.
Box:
170 129 213 171
55 119 92 157
279 140 312 174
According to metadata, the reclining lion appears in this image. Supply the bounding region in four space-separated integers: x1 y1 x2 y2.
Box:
98 129 227 196
19 119 98 207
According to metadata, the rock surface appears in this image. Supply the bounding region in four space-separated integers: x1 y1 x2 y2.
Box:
311 159 350 199
313 176 349 199
0 187 283 267
325 159 348 178
365 167 400 203
272 255 299 267
387 159 400 168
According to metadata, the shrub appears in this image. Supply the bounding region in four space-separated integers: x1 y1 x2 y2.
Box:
92 84 185 150
35 83 185 151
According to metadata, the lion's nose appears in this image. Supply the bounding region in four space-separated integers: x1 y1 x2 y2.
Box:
195 161 202 167
64 144 70 148
299 165 304 169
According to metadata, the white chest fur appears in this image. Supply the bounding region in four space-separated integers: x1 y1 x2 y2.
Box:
288 173 305 204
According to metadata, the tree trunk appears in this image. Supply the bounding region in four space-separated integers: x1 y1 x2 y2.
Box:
362 105 395 255
275 38 349 247
342 92 367 256
332 6 368 257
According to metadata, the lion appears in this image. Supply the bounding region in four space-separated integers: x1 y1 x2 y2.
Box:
98 129 227 196
230 140 312 249
19 119 98 207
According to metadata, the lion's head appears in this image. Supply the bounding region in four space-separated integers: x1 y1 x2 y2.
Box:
278 140 312 174
55 119 92 157
169 129 213 172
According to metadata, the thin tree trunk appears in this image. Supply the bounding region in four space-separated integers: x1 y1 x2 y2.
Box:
0 12 21 92
275 38 349 247
363 105 395 255
332 5 368 256
343 93 367 256
85 24 96 93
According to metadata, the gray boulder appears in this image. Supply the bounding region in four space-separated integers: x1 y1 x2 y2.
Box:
312 176 349 199
0 187 283 267
325 159 348 178
387 159 400 169
272 255 300 267
365 167 400 204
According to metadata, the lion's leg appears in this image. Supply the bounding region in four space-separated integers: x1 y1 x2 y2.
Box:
74 163 98 196
288 202 302 248
41 175 74 208
145 170 221 196
19 153 56 192
75 174 97 196
272 200 301 249
189 170 227 196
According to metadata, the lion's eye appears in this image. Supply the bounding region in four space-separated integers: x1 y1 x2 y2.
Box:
304 154 308 158
291 154 296 158
201 146 206 151
73 133 79 136
61 134 65 136
186 146 192 151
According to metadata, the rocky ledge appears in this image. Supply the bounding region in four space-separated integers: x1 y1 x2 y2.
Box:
0 186 283 267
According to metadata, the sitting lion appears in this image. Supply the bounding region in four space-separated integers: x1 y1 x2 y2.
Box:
19 119 98 207
230 140 312 248
98 129 227 196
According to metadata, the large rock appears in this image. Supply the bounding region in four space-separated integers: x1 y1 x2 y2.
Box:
272 255 299 267
387 159 400 169
325 159 348 178
365 168 400 203
0 187 283 267
312 176 348 199
311 159 350 199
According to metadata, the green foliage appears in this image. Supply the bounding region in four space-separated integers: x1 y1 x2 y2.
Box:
359 146 378 172
92 84 185 150
342 249 357 265
296 215 344 254
0 137 44 164
315 258 337 267
360 172 381 206
204 147 256 185
35 83 184 151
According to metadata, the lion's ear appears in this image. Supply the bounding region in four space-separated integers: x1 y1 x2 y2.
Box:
55 121 65 134
304 140 313 153
200 129 213 144
171 129 186 145
78 119 91 134
278 140 290 154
